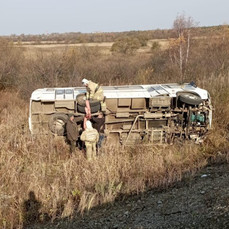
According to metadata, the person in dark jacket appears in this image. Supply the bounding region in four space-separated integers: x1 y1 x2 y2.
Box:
66 114 79 153
91 112 105 148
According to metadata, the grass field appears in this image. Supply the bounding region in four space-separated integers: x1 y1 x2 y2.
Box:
1 86 229 228
1 31 229 228
15 38 169 57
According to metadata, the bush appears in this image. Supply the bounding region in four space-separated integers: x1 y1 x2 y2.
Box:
151 41 161 51
111 37 142 55
0 39 24 89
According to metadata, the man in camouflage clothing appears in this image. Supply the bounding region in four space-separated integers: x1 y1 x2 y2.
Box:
82 78 106 118
80 120 99 160
82 78 104 102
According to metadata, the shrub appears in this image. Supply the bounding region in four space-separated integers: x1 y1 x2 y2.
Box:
151 41 161 51
0 39 24 89
111 37 141 55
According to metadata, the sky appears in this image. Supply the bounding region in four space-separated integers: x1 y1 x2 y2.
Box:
0 0 229 35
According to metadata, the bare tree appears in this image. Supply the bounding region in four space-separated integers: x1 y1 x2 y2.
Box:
169 14 197 82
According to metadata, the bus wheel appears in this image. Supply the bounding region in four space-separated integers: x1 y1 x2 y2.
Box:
77 103 100 113
48 113 68 136
76 93 100 107
178 93 202 106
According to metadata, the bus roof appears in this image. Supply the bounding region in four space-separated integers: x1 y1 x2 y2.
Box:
30 83 209 101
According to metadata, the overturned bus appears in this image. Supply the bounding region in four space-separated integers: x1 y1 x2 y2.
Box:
29 83 212 145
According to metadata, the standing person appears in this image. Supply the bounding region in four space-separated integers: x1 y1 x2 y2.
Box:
80 120 99 161
91 112 105 148
81 78 106 118
66 114 78 154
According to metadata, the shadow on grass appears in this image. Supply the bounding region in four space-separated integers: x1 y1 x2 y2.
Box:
22 191 47 228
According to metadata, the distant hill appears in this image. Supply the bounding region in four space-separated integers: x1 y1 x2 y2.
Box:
2 25 228 44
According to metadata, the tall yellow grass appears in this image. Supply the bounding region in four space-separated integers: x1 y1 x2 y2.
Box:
1 80 229 228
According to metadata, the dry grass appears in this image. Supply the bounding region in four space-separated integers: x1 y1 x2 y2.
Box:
1 33 229 228
16 38 169 58
16 36 214 58
1 82 229 228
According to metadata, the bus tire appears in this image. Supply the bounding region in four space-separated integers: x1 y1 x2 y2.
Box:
48 113 68 136
178 93 202 106
76 93 100 107
77 104 100 113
